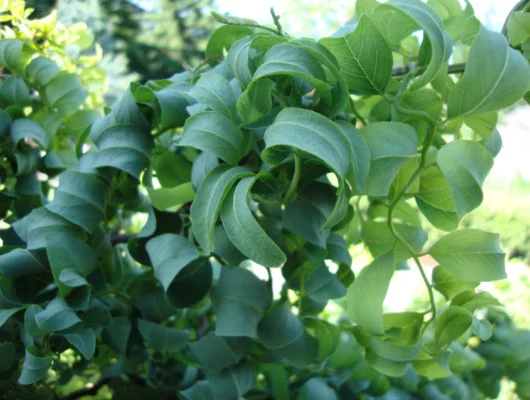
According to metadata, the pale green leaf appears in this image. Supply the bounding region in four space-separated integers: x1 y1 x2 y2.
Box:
448 26 530 117
347 252 395 335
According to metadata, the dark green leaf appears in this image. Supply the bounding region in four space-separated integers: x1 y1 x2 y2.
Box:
10 118 50 149
0 307 23 329
214 266 272 338
190 73 237 119
0 341 16 372
0 248 48 278
191 164 253 254
137 319 188 354
220 177 286 268
35 298 81 332
63 328 96 360
45 73 88 117
297 378 338 400
258 303 318 367
103 317 131 354
190 333 252 372
238 79 272 124
18 346 53 385
180 111 248 165
263 108 353 179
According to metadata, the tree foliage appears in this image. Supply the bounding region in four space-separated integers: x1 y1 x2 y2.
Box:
1 0 530 399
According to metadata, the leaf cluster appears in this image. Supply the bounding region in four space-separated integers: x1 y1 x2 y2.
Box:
0 0 530 399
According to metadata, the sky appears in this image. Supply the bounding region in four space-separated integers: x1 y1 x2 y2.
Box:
216 0 519 36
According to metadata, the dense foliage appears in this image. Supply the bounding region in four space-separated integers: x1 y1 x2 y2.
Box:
1 0 530 399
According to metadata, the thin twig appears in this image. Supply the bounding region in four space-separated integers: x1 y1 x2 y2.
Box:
270 7 283 36
349 97 367 126
391 62 466 78
109 232 136 246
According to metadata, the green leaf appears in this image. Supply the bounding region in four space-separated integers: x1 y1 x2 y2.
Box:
282 183 333 248
214 266 272 338
361 122 418 197
383 312 424 345
24 305 48 338
320 14 392 95
436 140 493 220
0 76 30 107
155 152 191 188
304 318 341 361
137 319 188 354
335 120 370 193
297 378 338 400
180 111 248 165
369 336 422 362
253 43 332 108
507 11 530 46
451 291 500 312
434 306 473 348
429 229 506 282
327 332 364 367
263 108 353 179
365 349 409 377
190 333 252 372
205 25 253 59
0 307 23 329
46 233 97 296
0 39 24 71
347 252 395 335
151 82 191 131
147 182 195 210
13 207 86 250
191 152 218 192
0 248 48 278
0 341 16 372
81 90 152 179
226 37 254 87
304 263 347 302
432 267 479 300
26 56 60 88
262 365 289 400
237 79 272 124
207 362 256 400
146 234 212 308
447 26 530 117
220 177 286 268
0 108 12 137
10 118 50 149
415 166 459 231
18 346 53 385
258 303 319 367
361 220 427 263
190 73 237 119
46 171 107 233
63 328 96 360
413 353 452 379
103 317 131 354
375 0 448 89
35 298 81 332
471 317 493 341
191 164 253 254
45 73 88 117
181 381 215 400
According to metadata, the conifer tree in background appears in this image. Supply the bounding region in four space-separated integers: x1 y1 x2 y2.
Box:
26 0 216 82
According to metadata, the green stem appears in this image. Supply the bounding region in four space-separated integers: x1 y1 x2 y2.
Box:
270 7 283 35
387 126 437 331
283 152 301 203
349 97 367 126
